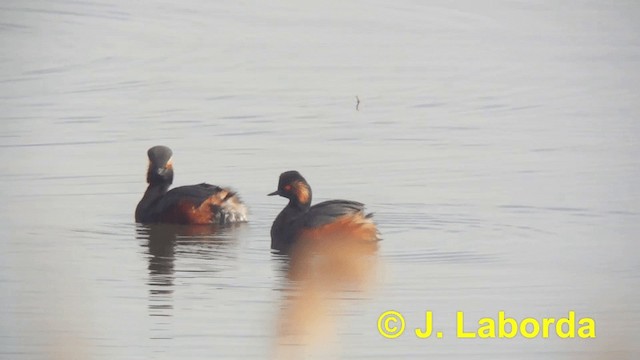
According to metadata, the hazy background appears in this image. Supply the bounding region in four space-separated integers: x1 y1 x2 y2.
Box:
1 0 639 359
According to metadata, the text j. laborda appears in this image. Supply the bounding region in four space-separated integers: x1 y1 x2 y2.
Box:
377 311 595 339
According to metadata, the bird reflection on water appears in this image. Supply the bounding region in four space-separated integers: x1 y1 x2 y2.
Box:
135 223 244 339
274 233 380 358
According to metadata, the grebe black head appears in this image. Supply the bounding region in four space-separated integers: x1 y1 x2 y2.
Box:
146 145 174 185
268 170 312 208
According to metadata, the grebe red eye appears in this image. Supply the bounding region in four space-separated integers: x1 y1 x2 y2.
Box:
284 184 292 191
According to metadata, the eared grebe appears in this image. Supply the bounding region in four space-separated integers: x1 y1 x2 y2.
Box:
135 145 247 224
268 170 379 254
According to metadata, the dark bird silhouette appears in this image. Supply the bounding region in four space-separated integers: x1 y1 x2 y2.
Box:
135 145 247 224
268 170 378 254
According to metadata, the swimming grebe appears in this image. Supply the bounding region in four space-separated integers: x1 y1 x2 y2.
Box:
135 145 247 224
268 170 378 254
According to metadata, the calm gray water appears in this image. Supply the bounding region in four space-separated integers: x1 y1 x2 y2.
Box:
1 0 639 359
